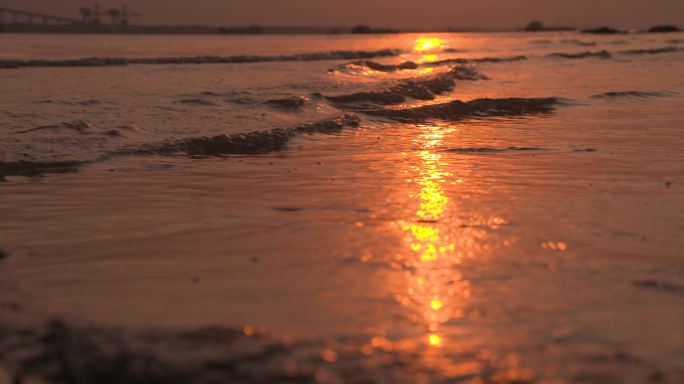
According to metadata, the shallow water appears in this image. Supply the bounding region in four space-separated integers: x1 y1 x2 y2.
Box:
1 31 684 383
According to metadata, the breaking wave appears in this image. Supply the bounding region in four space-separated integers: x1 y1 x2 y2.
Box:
0 49 403 69
118 114 360 156
1 114 360 178
342 60 419 72
363 97 559 123
337 56 527 73
326 66 485 106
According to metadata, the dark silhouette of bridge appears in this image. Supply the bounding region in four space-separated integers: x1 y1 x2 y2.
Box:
0 6 140 27
0 7 80 25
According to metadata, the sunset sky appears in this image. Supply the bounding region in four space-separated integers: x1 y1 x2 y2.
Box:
1 0 683 29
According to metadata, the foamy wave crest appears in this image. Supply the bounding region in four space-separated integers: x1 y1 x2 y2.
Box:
363 97 559 122
326 66 485 106
341 60 419 72
0 49 403 69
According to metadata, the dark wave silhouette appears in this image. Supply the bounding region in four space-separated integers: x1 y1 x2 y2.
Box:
0 160 85 180
344 60 419 72
430 55 528 65
118 114 360 156
444 146 546 154
591 91 675 99
1 114 360 179
337 56 527 73
326 66 485 106
363 97 559 122
547 50 612 59
619 46 682 55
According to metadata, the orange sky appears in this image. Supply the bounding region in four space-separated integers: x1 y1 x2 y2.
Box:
1 0 682 29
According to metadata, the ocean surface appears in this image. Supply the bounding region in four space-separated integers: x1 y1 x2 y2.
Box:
1 31 684 383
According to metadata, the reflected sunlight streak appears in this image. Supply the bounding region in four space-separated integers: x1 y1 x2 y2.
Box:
400 125 471 348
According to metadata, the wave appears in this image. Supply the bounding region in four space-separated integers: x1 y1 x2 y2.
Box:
326 66 485 106
560 39 598 47
118 114 360 156
591 91 675 99
444 146 546 154
1 114 360 178
36 99 101 106
619 46 682 55
177 98 218 106
363 97 559 123
547 50 612 59
265 96 307 109
338 56 526 73
16 120 95 134
342 60 419 72
0 160 84 180
14 120 138 137
429 55 528 65
0 49 403 69
633 280 684 295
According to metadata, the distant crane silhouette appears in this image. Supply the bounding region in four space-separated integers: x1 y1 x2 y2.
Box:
92 3 101 24
107 8 121 24
79 7 92 22
120 5 141 26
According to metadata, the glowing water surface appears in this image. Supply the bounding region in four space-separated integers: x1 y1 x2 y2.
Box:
1 32 683 382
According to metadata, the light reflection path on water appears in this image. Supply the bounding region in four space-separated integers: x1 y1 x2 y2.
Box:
399 124 469 348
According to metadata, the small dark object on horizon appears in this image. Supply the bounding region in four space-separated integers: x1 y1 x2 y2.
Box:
0 249 8 261
582 26 627 34
351 25 398 34
524 21 574 32
665 181 673 188
648 25 681 33
524 21 545 32
217 24 264 35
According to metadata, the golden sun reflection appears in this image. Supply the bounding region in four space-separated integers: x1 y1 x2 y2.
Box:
413 38 443 73
414 37 443 52
428 333 443 347
398 124 471 348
